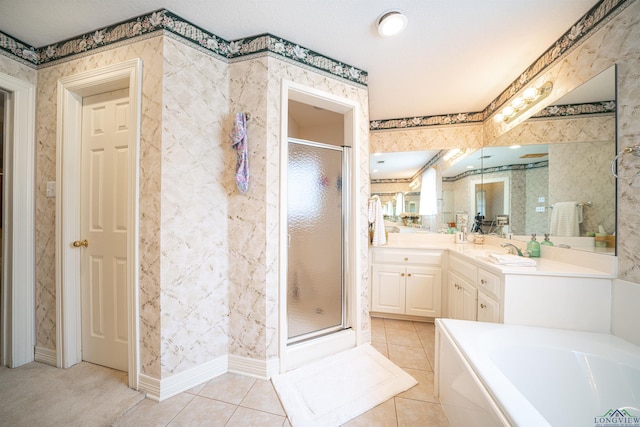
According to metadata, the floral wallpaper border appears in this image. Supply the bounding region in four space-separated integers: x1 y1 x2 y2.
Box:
530 100 615 118
370 0 628 131
0 9 367 86
442 160 549 183
0 1 624 121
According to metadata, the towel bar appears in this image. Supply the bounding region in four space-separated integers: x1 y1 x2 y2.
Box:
549 201 593 208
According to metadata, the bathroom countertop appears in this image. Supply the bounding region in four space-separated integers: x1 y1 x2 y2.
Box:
371 237 616 278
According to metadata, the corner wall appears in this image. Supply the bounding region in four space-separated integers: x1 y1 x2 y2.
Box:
227 55 370 364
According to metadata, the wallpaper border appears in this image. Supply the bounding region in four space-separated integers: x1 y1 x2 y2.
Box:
0 9 367 86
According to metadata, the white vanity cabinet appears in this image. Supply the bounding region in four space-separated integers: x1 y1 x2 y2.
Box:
447 253 478 321
477 268 502 323
371 249 442 318
447 271 477 321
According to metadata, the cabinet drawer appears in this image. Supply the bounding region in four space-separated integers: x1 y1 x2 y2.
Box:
373 249 442 265
478 269 501 298
449 254 477 283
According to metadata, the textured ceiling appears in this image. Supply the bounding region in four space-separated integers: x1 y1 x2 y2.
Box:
0 0 600 120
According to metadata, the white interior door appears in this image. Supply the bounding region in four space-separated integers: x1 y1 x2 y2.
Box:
80 88 130 372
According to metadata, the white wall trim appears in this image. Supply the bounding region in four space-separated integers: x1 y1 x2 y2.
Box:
34 346 57 366
139 356 228 402
228 354 279 379
55 59 142 389
0 71 36 368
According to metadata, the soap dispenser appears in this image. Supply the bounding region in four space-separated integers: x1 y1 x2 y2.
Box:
541 234 554 246
527 233 541 257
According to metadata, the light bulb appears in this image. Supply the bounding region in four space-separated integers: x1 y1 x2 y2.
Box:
512 97 525 110
522 87 538 101
502 106 515 117
378 12 408 37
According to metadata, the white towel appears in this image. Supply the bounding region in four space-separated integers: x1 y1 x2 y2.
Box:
550 201 580 237
368 196 386 246
488 253 537 267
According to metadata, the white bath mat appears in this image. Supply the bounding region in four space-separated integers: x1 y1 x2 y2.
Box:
271 343 417 427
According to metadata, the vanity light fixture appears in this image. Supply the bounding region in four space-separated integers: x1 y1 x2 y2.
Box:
494 81 553 123
377 11 408 37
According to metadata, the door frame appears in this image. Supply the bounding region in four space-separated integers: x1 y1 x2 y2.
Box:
278 80 362 372
56 59 141 388
0 72 36 368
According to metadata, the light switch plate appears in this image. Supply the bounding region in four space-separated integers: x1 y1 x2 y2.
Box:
46 181 56 198
535 206 545 212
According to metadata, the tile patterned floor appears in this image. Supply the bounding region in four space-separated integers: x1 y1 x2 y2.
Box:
114 318 449 426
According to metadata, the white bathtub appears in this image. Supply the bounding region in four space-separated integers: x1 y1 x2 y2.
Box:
435 318 640 426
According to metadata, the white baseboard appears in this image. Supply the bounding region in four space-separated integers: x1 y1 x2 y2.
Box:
139 355 228 402
228 354 279 379
138 353 281 402
34 346 57 366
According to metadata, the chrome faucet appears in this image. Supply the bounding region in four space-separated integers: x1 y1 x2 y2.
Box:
500 242 523 256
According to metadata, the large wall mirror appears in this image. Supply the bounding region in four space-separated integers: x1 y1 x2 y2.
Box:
370 65 616 254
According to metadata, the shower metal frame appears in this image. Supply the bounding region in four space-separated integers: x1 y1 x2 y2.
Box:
285 138 351 345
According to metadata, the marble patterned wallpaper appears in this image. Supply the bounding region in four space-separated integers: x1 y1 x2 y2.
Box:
227 56 273 361
549 140 616 236
159 37 231 376
0 54 36 83
369 124 483 154
525 167 550 235
33 35 165 376
487 114 615 148
227 55 370 362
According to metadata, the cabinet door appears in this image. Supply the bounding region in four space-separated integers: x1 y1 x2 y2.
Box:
447 272 463 319
460 279 478 321
371 264 405 314
405 266 442 317
477 291 500 323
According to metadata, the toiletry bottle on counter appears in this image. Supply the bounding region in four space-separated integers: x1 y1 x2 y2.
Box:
541 234 554 246
527 233 541 257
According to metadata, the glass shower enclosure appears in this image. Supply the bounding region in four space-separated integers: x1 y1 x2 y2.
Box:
287 138 349 345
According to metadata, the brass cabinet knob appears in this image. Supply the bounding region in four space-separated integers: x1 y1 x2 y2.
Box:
72 239 88 248
480 303 486 309
407 273 412 277
401 273 405 277
404 257 408 261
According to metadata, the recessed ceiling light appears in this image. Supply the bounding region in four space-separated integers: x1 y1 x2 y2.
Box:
377 11 408 37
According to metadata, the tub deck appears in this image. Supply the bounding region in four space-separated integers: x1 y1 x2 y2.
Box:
435 318 640 427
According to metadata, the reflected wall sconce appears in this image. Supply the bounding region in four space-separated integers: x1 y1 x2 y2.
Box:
443 148 465 161
377 11 408 37
494 81 553 123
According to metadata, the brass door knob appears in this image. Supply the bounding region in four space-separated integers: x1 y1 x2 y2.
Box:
72 240 88 248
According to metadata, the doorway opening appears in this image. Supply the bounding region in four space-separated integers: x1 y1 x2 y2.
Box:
279 81 362 372
286 138 349 344
56 59 141 388
0 71 36 369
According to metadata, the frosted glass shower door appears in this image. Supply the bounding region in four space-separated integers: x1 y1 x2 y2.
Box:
287 139 347 344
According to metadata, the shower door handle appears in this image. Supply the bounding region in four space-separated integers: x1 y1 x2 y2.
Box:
288 234 291 248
